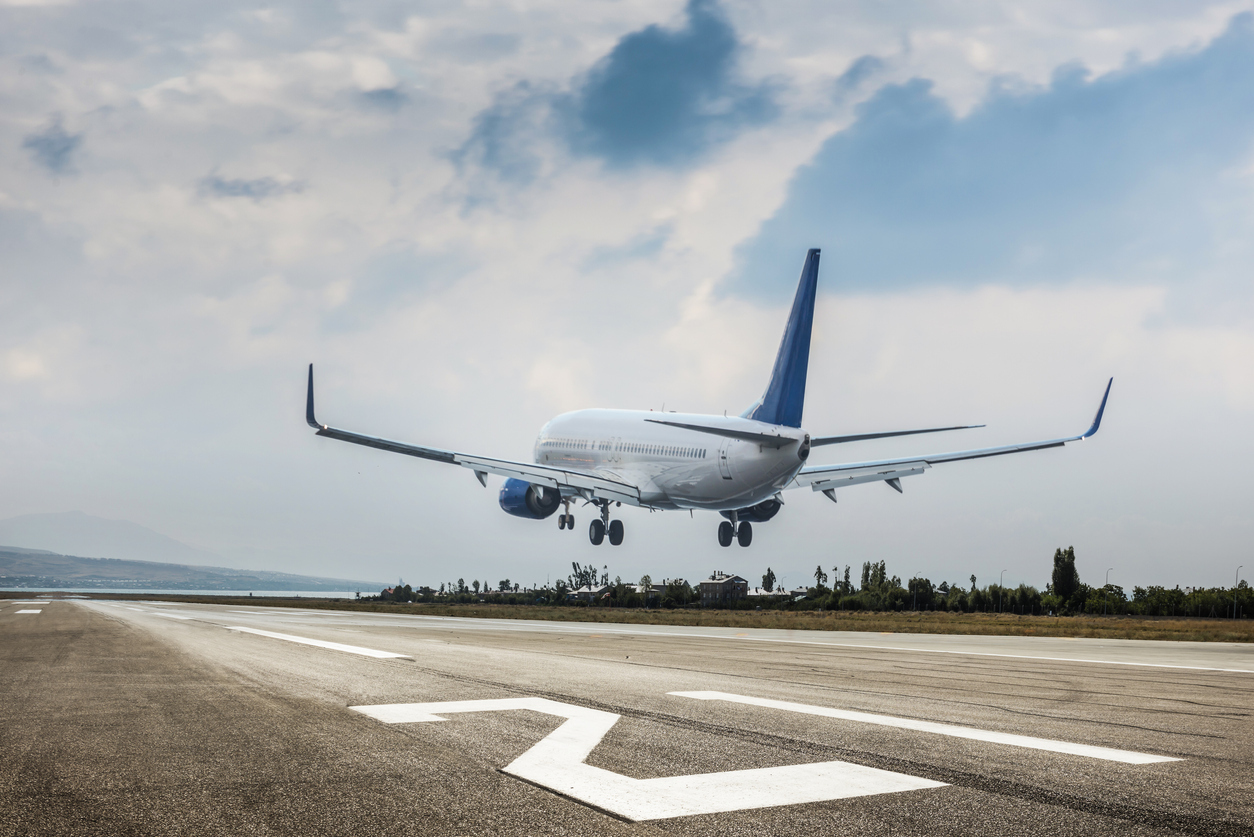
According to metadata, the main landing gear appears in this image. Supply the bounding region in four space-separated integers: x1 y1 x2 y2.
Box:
588 501 624 546
717 512 752 548
557 499 575 531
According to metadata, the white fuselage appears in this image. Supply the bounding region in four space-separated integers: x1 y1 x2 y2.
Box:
534 409 810 511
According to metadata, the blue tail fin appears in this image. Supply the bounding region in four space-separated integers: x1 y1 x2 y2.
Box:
746 249 820 428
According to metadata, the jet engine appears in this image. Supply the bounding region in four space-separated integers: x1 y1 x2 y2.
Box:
721 498 782 523
498 478 561 519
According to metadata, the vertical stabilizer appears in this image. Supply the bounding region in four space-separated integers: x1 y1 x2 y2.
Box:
746 249 820 428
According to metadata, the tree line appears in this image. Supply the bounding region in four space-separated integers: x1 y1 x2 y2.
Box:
369 548 1250 618
775 547 1250 617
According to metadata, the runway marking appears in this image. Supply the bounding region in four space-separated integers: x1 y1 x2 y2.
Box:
226 626 412 659
155 613 193 620
671 692 1180 765
15 609 42 614
351 697 944 821
400 618 1254 674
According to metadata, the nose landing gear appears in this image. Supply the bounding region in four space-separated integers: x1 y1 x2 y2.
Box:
557 500 575 531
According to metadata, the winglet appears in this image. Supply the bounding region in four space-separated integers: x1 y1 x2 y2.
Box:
306 364 322 429
1082 378 1113 439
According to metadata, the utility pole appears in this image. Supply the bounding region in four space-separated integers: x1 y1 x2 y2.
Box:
1105 567 1114 615
999 569 1006 613
1236 565 1244 620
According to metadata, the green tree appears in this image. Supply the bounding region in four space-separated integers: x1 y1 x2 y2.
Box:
970 574 977 592
639 574 652 609
762 567 776 592
472 580 480 594
1052 546 1081 602
814 565 828 588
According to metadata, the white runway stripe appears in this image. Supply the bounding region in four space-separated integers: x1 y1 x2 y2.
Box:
671 691 1181 764
403 617 1254 674
155 613 193 620
15 609 42 614
227 626 412 659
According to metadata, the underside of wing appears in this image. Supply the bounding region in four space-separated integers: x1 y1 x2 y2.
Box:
306 365 642 504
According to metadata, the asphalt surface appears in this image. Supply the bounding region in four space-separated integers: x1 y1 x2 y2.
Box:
2 599 1252 836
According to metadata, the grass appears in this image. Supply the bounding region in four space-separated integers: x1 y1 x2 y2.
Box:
8 592 1253 643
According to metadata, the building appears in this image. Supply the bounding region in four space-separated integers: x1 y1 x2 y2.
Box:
700 571 749 606
567 584 611 603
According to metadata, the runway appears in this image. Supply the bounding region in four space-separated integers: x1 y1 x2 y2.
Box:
2 598 1251 835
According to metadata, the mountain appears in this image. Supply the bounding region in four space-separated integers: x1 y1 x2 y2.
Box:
0 511 222 565
0 546 384 592
0 512 384 591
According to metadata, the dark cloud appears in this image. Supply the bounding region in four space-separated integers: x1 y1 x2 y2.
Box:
561 0 776 167
358 87 407 110
199 175 305 200
834 55 884 95
22 116 82 174
457 0 776 179
733 14 1254 296
453 82 553 185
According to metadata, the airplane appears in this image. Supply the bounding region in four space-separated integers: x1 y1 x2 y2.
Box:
306 248 1111 548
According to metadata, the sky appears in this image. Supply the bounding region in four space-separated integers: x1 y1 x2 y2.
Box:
2 0 1253 593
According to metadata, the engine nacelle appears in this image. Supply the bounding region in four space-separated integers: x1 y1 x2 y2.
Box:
499 478 561 519
721 498 782 523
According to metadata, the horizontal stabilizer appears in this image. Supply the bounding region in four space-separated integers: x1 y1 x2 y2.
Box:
643 419 797 448
811 424 984 446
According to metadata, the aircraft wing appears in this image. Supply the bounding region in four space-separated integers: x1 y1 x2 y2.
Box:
305 365 642 505
792 379 1112 499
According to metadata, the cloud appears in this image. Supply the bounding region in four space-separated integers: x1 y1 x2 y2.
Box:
22 115 82 174
198 174 305 200
732 14 1254 297
834 54 884 95
453 81 554 185
457 0 777 179
560 0 777 168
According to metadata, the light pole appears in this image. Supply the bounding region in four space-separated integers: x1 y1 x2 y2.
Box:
1236 566 1244 620
999 569 1006 613
912 571 919 611
1104 567 1114 615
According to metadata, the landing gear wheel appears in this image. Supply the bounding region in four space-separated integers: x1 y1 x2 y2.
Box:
737 520 753 547
589 519 606 546
566 514 575 530
717 520 734 547
558 514 567 530
608 519 624 546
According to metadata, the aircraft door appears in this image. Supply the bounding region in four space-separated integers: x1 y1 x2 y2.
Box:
718 440 734 480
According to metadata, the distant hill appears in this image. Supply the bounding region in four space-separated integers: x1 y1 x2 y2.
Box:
0 511 222 565
0 546 384 592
